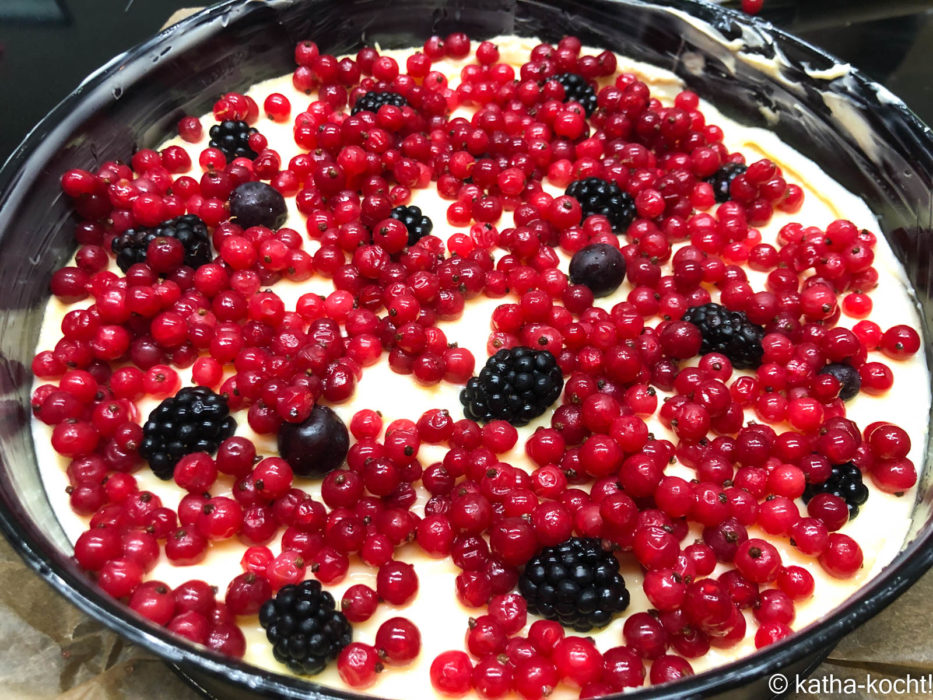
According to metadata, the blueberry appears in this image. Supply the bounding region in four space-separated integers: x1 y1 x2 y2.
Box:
277 404 349 478
229 181 287 230
568 243 626 297
819 362 861 401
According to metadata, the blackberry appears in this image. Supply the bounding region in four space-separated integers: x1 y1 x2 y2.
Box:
389 205 433 246
518 537 629 632
682 302 765 370
550 73 597 116
208 119 258 161
111 214 212 274
569 243 626 297
140 386 236 479
351 91 408 116
460 346 563 427
706 162 748 203
803 462 869 518
229 181 288 230
259 580 352 676
819 362 861 401
565 177 636 233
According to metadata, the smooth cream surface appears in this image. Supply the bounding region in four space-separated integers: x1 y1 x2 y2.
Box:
32 35 929 697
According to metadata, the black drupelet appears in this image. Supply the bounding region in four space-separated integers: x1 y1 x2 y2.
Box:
565 177 636 233
682 302 765 370
389 205 434 246
350 91 408 116
111 214 212 273
518 537 630 632
259 580 352 675
140 386 236 480
209 119 259 161
460 347 563 426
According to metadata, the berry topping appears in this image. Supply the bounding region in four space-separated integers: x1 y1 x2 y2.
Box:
819 363 861 401
568 243 626 297
31 32 927 690
350 91 408 115
208 119 259 161
259 579 352 675
140 387 236 480
803 462 869 518
277 404 350 478
389 205 434 246
460 347 563 426
565 177 636 233
518 537 630 631
706 162 747 203
550 73 597 116
111 214 212 273
682 302 765 369
229 181 288 230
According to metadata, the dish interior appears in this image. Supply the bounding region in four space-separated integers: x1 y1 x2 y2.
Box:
0 0 931 697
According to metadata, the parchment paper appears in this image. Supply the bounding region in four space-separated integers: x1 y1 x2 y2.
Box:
2 7 929 699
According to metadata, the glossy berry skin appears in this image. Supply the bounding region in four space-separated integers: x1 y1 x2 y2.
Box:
376 561 419 605
568 243 626 297
338 643 382 688
472 656 512 698
341 584 379 622
277 405 350 477
375 616 421 665
430 650 473 695
819 533 864 579
649 654 694 685
552 636 603 687
230 181 287 229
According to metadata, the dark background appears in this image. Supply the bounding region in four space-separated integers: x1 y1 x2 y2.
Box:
0 0 931 165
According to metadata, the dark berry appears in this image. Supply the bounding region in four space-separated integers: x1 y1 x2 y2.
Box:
460 347 563 426
518 537 629 632
389 205 433 246
565 178 636 233
208 120 258 161
551 73 597 116
259 579 352 675
682 302 764 370
819 363 861 401
140 387 236 479
803 462 869 518
706 163 747 203
568 243 626 297
229 181 288 230
111 214 212 273
351 91 408 116
277 404 350 478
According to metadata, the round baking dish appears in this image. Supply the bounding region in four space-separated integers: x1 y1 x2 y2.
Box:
0 0 931 697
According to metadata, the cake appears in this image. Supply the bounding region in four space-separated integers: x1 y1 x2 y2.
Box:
29 29 928 699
